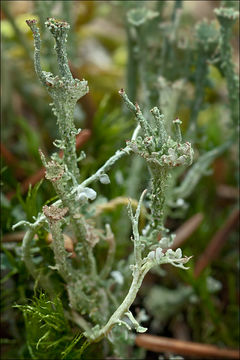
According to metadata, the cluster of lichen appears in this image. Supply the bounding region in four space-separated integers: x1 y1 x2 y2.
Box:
13 0 239 356
13 16 194 349
123 0 238 225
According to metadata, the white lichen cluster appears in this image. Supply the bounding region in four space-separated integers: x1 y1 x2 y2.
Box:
147 247 191 270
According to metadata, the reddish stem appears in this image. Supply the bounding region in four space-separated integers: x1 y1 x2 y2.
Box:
136 334 239 359
194 208 239 277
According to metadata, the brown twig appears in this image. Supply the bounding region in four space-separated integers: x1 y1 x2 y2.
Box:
6 129 91 200
1 231 26 243
135 334 239 359
194 208 239 278
172 213 204 250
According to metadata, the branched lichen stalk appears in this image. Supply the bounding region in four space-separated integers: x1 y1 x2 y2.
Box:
119 89 153 137
215 7 239 128
40 152 96 274
188 19 219 139
46 18 73 81
119 90 193 235
26 19 46 84
26 18 89 179
80 124 141 188
90 262 152 342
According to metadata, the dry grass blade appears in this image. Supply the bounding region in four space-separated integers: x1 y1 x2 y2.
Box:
172 213 204 250
1 231 26 242
135 334 239 359
194 208 239 278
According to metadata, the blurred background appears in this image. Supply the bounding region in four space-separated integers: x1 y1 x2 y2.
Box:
1 1 239 359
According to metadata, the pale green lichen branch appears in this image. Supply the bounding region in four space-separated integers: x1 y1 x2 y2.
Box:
127 189 147 265
119 88 153 138
88 244 191 342
22 228 38 278
80 124 141 188
125 310 147 333
26 19 46 84
100 224 116 280
39 150 94 270
42 205 73 282
86 260 152 342
85 190 191 342
45 17 73 81
26 18 89 179
150 107 168 147
215 7 239 127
